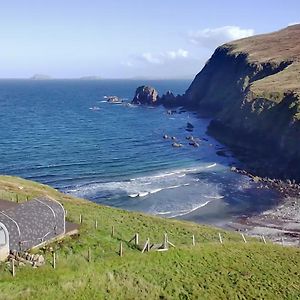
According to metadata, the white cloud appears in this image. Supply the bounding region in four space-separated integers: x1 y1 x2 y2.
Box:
166 49 189 59
141 48 189 65
188 26 255 48
124 48 189 67
288 22 300 26
141 52 163 64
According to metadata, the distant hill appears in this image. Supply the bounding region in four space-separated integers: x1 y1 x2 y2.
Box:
79 76 102 80
30 74 52 80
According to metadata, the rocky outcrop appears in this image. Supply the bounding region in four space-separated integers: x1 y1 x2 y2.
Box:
131 86 182 107
182 25 300 180
132 86 159 105
131 26 300 179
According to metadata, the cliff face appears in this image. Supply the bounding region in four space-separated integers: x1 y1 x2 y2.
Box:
184 25 300 179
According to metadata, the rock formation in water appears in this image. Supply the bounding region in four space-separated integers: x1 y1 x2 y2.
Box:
132 86 159 105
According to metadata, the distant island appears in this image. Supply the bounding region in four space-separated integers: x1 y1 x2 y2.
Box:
79 76 102 80
30 74 52 80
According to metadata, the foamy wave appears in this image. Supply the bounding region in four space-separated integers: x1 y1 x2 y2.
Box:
66 163 220 199
204 195 224 199
154 201 211 218
170 201 211 218
206 163 217 168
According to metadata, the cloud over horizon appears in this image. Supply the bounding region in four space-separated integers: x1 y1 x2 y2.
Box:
136 48 189 65
188 26 255 48
121 25 255 78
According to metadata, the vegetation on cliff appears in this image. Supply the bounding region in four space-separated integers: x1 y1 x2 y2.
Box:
0 176 299 299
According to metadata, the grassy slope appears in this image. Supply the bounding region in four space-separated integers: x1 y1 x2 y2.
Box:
227 24 300 100
0 175 299 300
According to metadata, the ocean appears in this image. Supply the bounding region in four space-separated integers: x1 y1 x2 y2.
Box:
0 79 280 226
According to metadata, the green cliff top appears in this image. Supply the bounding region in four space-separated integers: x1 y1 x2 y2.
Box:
225 25 300 101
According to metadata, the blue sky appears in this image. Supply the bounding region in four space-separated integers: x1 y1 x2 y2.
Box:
0 0 299 78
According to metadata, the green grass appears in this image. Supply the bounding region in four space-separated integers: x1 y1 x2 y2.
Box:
0 175 300 300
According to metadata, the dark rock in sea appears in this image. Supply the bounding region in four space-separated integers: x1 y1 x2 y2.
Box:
187 122 194 129
132 86 159 105
186 136 194 141
160 90 176 104
107 96 122 103
166 109 177 115
185 128 193 132
172 142 183 148
189 141 199 147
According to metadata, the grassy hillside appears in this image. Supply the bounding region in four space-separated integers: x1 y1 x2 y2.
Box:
227 24 300 101
0 176 300 299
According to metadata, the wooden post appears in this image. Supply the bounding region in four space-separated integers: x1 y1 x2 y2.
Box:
262 235 267 244
52 252 56 269
241 233 247 243
11 259 15 277
218 233 223 244
16 194 19 203
167 240 176 248
192 234 195 246
88 247 91 262
135 233 139 246
119 242 123 257
147 238 150 252
142 238 149 253
95 220 98 229
111 226 115 237
79 214 82 224
164 233 168 249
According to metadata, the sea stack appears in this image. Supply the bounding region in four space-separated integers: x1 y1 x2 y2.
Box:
132 85 159 105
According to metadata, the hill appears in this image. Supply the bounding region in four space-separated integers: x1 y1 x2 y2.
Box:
0 176 299 299
29 74 52 80
184 25 300 180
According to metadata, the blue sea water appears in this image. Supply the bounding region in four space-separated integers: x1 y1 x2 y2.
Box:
0 79 280 225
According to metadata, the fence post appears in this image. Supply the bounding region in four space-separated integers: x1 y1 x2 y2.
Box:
192 234 195 246
11 259 15 277
88 247 91 262
218 233 223 244
52 252 56 269
281 237 284 246
262 235 267 244
111 226 115 237
95 220 98 229
241 233 247 243
135 233 139 246
119 242 123 257
79 214 82 224
164 233 168 249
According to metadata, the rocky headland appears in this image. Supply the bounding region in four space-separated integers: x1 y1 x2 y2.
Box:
132 25 300 243
132 24 300 182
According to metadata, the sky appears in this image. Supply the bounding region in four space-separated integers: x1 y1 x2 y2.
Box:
0 0 299 79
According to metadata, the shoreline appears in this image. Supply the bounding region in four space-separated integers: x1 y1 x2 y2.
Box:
228 195 300 246
226 167 300 246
